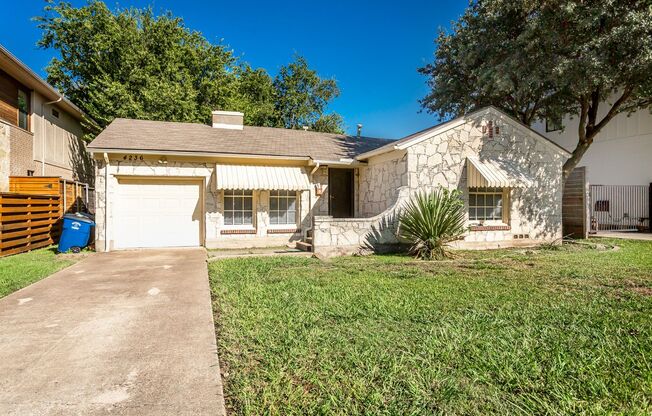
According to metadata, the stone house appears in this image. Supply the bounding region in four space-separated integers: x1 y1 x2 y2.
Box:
88 106 569 255
0 45 91 191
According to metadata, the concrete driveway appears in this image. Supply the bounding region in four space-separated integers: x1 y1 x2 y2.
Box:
0 249 225 416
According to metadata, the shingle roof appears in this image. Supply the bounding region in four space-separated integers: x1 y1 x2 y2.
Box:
87 118 393 160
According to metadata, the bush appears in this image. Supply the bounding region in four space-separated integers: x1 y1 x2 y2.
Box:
398 188 467 260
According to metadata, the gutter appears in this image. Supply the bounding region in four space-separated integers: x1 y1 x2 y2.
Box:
88 148 312 161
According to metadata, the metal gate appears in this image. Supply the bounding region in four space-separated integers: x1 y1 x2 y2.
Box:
590 185 650 232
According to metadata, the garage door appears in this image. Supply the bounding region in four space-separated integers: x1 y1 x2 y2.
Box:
114 179 202 249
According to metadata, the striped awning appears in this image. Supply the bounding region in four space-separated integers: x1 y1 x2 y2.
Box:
466 157 534 188
215 164 311 190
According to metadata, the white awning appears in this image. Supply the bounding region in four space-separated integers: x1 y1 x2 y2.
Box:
466 157 534 188
215 164 311 191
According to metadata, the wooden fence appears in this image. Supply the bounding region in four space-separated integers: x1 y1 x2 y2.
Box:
9 176 94 214
0 193 62 257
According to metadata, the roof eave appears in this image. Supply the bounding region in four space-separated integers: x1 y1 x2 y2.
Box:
0 44 86 121
87 147 313 161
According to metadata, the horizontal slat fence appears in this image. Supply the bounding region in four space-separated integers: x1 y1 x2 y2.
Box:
0 193 62 257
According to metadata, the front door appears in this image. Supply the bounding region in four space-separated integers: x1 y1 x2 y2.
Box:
328 168 354 218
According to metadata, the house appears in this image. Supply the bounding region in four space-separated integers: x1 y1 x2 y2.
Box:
533 100 652 233
0 45 89 192
87 107 569 255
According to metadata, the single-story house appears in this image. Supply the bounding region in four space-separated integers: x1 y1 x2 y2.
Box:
87 106 570 256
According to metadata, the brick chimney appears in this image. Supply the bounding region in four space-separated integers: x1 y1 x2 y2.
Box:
212 111 244 130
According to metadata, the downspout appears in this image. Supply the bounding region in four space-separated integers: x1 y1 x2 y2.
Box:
103 152 109 252
41 97 63 175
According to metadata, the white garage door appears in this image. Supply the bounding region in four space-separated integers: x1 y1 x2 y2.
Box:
114 179 202 249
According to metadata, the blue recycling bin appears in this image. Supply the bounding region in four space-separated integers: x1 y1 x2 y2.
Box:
58 213 95 253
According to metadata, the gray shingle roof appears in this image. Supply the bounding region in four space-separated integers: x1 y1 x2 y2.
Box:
88 118 393 160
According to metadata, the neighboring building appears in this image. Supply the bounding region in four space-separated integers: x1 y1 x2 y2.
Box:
533 102 652 186
533 102 652 233
0 45 89 192
88 107 569 255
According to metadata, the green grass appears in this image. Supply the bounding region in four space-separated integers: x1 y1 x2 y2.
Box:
0 247 80 298
209 239 652 415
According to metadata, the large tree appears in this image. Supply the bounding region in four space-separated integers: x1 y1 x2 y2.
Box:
419 0 652 178
273 55 344 133
36 0 344 136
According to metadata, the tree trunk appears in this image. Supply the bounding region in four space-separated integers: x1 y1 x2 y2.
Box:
561 88 633 180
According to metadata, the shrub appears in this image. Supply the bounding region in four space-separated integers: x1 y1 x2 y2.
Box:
398 188 467 260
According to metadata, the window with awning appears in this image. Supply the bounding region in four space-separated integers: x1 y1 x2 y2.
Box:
214 164 311 191
466 156 534 188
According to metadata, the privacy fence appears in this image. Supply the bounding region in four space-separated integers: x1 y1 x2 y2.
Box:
0 177 95 257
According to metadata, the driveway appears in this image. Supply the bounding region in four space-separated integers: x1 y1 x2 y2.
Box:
0 248 225 415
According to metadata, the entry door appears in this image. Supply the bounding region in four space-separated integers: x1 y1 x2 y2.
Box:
328 168 354 218
114 179 202 249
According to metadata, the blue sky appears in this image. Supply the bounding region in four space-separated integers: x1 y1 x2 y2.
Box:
0 0 468 139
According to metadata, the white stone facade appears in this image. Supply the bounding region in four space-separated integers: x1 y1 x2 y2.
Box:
312 108 568 255
93 107 567 255
94 156 325 251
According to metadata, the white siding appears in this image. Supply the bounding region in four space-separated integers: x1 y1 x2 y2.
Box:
533 96 652 186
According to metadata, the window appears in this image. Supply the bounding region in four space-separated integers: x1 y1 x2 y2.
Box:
223 190 253 226
545 114 562 132
469 188 504 221
17 89 28 130
269 190 297 225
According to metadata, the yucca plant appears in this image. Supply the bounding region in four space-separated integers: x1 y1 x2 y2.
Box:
398 188 467 260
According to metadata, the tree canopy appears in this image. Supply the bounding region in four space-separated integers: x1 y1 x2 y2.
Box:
419 0 652 178
36 0 344 137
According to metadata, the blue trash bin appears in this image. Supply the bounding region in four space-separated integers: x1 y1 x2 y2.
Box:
58 213 95 253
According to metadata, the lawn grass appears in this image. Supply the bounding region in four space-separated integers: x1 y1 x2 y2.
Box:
209 239 652 415
0 247 81 298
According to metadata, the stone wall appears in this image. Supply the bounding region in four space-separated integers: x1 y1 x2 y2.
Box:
357 151 408 217
8 124 38 177
406 110 566 244
95 156 317 251
313 108 567 255
313 187 410 256
0 122 9 192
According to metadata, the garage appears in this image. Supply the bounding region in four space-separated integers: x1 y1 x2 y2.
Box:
113 178 203 249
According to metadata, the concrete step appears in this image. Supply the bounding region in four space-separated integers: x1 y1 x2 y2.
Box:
295 241 313 252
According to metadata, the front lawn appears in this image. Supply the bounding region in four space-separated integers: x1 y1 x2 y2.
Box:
210 240 652 415
0 247 81 298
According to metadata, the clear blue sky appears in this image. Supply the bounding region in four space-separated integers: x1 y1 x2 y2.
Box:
0 0 467 139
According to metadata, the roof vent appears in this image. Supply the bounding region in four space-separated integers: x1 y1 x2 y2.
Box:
212 111 244 130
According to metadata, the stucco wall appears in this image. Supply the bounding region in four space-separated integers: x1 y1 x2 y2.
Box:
95 156 322 251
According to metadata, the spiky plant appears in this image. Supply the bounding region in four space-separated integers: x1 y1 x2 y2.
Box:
398 188 467 260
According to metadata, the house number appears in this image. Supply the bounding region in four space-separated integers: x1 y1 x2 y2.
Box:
123 155 144 161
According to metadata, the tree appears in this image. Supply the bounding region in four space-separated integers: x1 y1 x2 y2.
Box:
35 1 345 138
419 0 652 178
273 55 344 133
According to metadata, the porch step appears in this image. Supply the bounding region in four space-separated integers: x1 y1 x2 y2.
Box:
295 241 313 252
